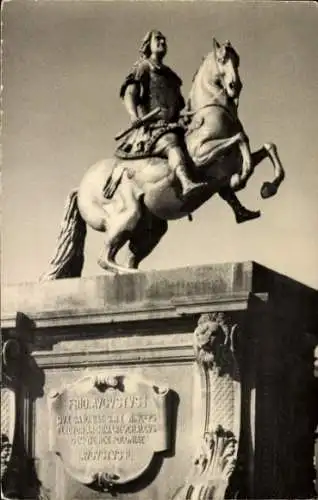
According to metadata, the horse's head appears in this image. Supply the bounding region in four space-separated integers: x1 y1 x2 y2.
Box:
212 38 242 100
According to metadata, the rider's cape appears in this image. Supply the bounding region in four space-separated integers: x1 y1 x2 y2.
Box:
116 58 186 160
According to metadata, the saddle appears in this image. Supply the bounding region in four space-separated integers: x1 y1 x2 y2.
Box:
104 121 186 199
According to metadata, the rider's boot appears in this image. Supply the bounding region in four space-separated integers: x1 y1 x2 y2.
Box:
219 186 261 224
175 163 207 201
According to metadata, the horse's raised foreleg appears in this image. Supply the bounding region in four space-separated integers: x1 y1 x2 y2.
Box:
231 141 285 197
237 143 285 198
260 143 285 198
192 131 254 191
229 134 253 190
192 132 243 168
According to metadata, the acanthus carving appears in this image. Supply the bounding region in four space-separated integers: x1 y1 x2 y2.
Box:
2 339 21 382
174 426 237 500
193 426 237 482
1 338 21 500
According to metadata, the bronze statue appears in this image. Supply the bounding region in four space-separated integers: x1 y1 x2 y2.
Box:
107 30 259 222
41 35 285 280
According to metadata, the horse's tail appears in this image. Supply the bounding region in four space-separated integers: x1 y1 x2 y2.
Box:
40 189 87 281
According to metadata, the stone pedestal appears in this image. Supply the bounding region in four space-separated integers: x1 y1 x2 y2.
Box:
1 262 317 499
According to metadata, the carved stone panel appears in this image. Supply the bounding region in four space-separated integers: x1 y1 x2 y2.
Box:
48 373 170 490
173 312 241 500
1 338 21 498
1 387 16 481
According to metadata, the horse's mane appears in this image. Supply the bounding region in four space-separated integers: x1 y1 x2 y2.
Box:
191 54 209 84
186 53 210 113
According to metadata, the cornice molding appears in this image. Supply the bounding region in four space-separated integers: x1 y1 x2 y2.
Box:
1 292 254 330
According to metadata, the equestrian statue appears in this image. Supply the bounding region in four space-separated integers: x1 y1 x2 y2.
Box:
41 30 285 280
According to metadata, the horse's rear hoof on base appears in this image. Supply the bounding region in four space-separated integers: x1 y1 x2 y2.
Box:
98 257 139 274
98 257 115 273
261 182 277 199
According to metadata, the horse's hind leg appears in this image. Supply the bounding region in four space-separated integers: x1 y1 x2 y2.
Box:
98 230 131 273
98 224 139 274
98 172 143 273
126 210 168 269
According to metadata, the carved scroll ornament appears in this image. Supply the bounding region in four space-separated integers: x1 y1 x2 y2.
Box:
1 339 21 500
173 312 241 500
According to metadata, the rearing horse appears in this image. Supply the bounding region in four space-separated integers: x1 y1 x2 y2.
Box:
42 38 285 280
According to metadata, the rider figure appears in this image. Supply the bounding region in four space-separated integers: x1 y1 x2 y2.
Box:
112 29 260 223
116 29 206 201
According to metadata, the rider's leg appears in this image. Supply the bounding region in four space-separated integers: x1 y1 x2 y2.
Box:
154 133 207 199
218 186 261 224
217 146 269 223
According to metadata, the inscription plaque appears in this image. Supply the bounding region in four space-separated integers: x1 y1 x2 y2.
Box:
48 374 170 487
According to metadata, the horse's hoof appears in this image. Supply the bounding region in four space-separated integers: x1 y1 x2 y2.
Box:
264 142 276 153
98 257 139 274
98 257 114 272
261 182 277 199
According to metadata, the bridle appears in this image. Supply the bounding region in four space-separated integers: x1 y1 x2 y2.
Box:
212 41 227 87
182 43 240 125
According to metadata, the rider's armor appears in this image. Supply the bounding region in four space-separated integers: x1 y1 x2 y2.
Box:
116 59 185 159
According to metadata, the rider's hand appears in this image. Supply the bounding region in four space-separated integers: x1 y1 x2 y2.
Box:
132 117 142 127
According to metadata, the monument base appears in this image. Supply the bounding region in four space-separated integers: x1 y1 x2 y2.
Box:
1 262 317 499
